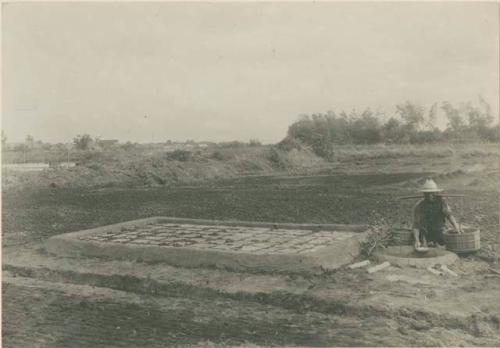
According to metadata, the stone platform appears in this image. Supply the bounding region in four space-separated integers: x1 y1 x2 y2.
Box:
45 217 369 273
374 246 459 268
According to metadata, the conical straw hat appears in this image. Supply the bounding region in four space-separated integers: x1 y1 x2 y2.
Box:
419 179 443 192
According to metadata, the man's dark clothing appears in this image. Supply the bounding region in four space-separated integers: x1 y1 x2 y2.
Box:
413 196 452 245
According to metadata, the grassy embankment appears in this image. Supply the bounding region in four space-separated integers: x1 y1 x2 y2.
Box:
2 143 500 190
2 145 323 190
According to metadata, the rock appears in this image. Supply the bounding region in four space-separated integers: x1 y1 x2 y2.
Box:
440 265 458 277
367 261 391 274
348 260 371 269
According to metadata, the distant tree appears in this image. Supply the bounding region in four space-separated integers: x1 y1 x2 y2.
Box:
121 141 136 150
286 114 331 156
14 144 27 152
167 149 192 161
425 102 438 130
396 101 425 130
288 116 312 142
482 124 500 142
297 114 310 122
218 140 246 148
73 134 93 150
54 143 69 151
350 109 381 144
441 102 463 131
249 139 262 147
25 135 35 149
333 111 351 144
463 101 493 132
381 118 408 144
478 95 492 117
284 99 500 148
1 131 7 146
441 102 468 142
310 113 334 156
440 100 496 141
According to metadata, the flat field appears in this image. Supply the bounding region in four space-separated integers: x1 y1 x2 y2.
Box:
2 143 500 346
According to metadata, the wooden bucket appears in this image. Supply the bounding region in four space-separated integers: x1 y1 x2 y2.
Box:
389 228 413 246
443 227 480 253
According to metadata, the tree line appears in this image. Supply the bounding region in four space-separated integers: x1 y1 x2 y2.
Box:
280 100 500 157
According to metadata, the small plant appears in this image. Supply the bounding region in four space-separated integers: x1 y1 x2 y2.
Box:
361 226 393 257
360 211 396 257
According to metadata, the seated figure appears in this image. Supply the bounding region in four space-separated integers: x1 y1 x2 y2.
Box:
412 179 461 248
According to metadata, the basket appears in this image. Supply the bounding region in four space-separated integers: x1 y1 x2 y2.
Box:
389 228 414 246
443 227 480 253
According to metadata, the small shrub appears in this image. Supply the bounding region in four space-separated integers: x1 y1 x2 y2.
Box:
266 146 287 169
218 141 246 148
73 134 94 150
480 125 500 142
277 136 304 151
86 162 102 171
210 150 225 161
410 129 444 144
166 149 192 162
249 139 262 147
13 144 27 152
121 142 136 150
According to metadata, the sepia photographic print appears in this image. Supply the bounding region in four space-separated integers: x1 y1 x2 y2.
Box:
2 1 500 347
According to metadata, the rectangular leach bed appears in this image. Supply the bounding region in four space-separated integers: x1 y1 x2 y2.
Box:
45 217 369 273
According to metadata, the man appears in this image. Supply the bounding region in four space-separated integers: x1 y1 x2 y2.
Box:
413 179 461 248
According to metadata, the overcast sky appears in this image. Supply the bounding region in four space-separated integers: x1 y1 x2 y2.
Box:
2 2 499 144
